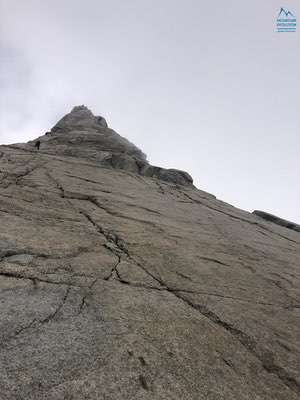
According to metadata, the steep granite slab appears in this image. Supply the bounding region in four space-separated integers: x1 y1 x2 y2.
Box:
0 109 299 399
253 210 300 233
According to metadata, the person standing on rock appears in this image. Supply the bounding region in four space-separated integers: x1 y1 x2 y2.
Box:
34 140 41 151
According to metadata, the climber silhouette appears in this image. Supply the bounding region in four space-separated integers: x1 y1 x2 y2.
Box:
34 140 41 151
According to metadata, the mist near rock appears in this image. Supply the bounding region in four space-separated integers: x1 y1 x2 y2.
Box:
0 0 299 223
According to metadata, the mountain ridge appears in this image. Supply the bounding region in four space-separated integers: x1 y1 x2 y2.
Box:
21 105 194 187
0 107 299 399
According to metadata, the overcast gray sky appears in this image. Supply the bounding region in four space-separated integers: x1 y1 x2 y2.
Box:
1 0 299 223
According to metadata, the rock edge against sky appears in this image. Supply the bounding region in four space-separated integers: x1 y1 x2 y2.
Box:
0 106 299 399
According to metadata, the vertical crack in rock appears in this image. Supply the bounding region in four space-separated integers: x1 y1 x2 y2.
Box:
2 108 299 399
0 161 45 189
104 256 122 281
77 277 100 315
79 209 129 257
169 291 300 395
2 286 71 347
1 169 298 395
133 256 300 394
9 318 38 341
44 169 66 198
76 203 300 395
41 286 71 323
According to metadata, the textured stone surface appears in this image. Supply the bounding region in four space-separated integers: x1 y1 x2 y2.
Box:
253 210 300 233
23 106 193 186
0 108 299 399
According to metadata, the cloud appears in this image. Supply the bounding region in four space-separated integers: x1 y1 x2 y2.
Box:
0 0 299 222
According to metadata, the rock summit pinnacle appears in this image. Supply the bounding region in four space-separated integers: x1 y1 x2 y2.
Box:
27 106 193 186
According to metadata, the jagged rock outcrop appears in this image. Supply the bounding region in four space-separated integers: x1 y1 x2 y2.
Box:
253 210 300 233
24 106 193 186
0 107 299 400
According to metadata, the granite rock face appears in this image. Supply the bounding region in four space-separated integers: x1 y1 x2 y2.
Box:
0 108 299 400
253 210 300 233
26 106 193 186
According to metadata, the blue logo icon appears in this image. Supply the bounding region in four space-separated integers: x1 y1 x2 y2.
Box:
276 8 297 32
